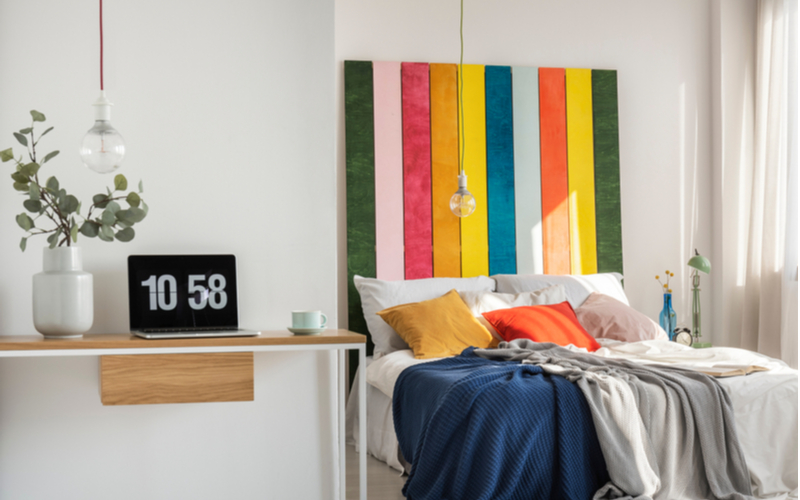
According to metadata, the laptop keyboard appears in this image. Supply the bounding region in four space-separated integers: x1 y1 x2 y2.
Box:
140 326 241 333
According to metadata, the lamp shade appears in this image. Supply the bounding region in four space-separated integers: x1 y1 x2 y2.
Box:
687 250 711 274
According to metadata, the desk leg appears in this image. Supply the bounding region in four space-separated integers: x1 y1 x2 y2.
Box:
359 345 367 500
338 349 346 500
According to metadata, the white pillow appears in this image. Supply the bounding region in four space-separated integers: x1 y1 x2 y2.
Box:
459 285 568 340
492 273 627 309
458 285 567 315
353 275 496 358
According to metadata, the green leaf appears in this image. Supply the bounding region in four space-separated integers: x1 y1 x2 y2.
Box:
13 182 28 192
115 209 132 225
114 174 127 191
29 183 40 201
16 213 33 230
20 163 39 177
92 193 107 206
98 224 114 242
19 237 27 252
56 189 66 208
101 209 116 226
126 192 141 207
115 227 135 242
40 126 54 138
23 200 41 213
63 195 79 214
106 201 121 214
47 230 59 249
131 207 147 222
11 172 29 183
70 222 79 243
142 200 149 215
117 207 146 224
46 176 59 192
0 148 13 162
79 221 99 238
19 128 32 135
42 150 59 163
138 179 144 193
13 132 27 147
30 110 45 122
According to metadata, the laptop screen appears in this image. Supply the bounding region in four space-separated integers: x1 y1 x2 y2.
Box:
128 255 239 330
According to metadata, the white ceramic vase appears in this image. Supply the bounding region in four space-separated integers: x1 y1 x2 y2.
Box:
32 247 93 338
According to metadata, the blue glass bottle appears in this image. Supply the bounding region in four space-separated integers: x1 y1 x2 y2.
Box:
660 293 677 340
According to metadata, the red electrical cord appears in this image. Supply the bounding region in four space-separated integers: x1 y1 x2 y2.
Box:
100 0 104 91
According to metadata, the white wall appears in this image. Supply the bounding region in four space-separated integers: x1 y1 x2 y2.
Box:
0 1 337 498
335 0 715 339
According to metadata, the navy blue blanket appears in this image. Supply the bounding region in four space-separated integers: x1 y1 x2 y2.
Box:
393 348 609 500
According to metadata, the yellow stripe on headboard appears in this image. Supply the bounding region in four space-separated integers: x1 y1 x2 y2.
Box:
459 64 489 277
566 68 598 275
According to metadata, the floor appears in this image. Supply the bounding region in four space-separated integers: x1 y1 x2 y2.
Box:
345 444 406 500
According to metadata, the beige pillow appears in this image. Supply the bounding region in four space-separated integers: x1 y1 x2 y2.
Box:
459 286 567 340
575 292 668 342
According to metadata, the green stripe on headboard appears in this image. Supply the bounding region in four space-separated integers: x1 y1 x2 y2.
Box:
345 61 377 382
592 70 624 275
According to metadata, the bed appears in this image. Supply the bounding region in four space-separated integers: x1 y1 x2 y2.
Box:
342 61 795 498
344 273 799 499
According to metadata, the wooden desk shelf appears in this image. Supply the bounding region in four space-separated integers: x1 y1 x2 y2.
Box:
0 329 365 353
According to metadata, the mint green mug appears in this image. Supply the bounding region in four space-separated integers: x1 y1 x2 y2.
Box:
292 310 328 329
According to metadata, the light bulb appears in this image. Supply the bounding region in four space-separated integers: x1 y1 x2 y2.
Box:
450 173 476 217
80 92 125 174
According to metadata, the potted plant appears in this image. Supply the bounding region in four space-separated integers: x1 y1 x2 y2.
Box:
2 110 148 338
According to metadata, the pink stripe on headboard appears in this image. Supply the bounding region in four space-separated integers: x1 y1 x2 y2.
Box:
401 62 433 279
373 62 405 281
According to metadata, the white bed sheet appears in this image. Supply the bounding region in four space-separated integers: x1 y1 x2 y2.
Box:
365 340 799 499
345 356 407 473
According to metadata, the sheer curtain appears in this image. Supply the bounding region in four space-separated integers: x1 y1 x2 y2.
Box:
737 0 797 365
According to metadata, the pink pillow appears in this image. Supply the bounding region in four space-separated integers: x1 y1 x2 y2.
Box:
575 292 668 342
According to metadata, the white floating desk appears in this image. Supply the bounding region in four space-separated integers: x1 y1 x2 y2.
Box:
0 330 367 500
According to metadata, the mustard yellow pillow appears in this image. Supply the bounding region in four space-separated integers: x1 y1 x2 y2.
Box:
376 289 494 359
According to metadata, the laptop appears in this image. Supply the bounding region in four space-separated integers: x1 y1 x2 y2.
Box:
127 254 259 339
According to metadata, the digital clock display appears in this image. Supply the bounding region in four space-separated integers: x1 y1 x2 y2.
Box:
127 255 239 330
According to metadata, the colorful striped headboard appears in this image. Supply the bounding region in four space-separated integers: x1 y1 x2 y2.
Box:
344 60 623 357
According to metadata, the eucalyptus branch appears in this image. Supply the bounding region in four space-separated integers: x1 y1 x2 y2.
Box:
2 110 149 251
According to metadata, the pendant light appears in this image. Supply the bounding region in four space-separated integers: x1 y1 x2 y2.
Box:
450 0 476 218
80 0 125 174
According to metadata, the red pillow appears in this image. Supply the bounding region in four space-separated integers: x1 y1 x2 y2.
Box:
482 302 601 352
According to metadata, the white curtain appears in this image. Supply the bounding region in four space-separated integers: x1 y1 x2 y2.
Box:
736 0 797 364
781 0 798 368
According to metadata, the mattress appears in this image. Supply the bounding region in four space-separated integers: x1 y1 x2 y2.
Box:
364 340 798 499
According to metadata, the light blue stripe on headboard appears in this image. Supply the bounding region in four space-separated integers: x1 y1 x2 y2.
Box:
511 66 544 274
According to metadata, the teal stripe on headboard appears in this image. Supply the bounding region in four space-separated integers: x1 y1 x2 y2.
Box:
485 65 517 275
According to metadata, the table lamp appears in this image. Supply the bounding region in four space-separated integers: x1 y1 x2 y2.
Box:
687 249 711 348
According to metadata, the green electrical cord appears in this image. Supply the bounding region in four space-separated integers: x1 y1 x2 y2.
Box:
459 0 465 176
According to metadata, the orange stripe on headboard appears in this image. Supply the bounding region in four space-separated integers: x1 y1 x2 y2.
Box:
538 68 571 275
430 63 462 278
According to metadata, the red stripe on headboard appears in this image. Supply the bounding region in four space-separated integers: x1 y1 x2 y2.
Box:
402 62 434 279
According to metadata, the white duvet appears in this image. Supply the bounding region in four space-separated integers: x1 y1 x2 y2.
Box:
365 340 798 500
